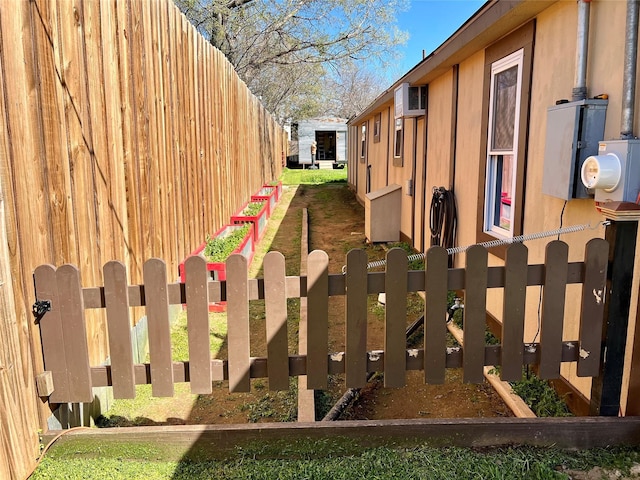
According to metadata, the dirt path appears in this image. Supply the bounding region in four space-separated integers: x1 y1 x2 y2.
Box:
293 184 511 421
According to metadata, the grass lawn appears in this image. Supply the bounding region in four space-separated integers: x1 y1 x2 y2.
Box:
30 442 640 479
280 166 347 185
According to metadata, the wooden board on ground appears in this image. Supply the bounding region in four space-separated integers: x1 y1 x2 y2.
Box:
43 417 640 462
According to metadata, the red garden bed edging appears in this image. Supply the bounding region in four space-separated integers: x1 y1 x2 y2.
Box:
179 224 254 312
251 186 278 216
230 200 269 243
264 180 283 202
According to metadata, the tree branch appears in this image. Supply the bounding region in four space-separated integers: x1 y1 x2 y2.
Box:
226 0 255 8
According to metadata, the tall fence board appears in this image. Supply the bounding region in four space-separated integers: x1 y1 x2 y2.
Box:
0 148 39 480
0 0 286 477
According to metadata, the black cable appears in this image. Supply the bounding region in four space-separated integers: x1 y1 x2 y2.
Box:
557 200 567 240
531 200 568 345
429 186 457 267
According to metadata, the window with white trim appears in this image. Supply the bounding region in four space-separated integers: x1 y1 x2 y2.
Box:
484 49 524 238
393 117 403 163
360 124 366 159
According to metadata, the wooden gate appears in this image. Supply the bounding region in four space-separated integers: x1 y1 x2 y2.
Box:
33 240 609 405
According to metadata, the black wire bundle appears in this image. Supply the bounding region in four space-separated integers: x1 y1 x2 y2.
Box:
429 186 457 267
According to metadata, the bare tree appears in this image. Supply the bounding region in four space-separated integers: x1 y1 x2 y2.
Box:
250 62 325 120
320 61 386 119
175 0 408 120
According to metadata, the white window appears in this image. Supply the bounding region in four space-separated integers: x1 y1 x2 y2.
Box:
484 49 524 237
394 118 403 159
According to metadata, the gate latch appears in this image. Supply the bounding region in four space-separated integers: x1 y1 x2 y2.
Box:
32 300 51 323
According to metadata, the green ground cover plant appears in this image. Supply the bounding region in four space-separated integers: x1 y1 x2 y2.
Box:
390 241 425 270
203 224 251 262
241 200 265 216
449 295 571 416
241 378 298 422
510 369 573 417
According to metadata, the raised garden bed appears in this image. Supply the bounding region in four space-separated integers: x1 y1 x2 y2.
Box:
178 223 254 312
264 180 282 202
230 200 269 243
251 186 277 216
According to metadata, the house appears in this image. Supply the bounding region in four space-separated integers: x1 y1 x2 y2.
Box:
347 0 640 415
289 117 348 168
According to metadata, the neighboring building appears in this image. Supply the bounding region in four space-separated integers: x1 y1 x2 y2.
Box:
348 0 640 415
290 117 348 167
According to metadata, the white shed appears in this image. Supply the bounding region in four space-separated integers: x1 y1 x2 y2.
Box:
296 117 348 167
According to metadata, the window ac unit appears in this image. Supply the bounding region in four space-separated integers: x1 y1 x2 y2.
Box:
394 83 426 118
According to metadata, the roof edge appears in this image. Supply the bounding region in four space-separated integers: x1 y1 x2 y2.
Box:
349 0 555 125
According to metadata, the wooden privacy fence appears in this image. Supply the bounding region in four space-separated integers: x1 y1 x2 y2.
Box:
1 0 286 473
33 239 609 404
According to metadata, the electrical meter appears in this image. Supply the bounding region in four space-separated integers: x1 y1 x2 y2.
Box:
579 140 640 202
581 153 621 192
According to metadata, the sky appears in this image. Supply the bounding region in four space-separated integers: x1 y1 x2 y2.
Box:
396 0 486 73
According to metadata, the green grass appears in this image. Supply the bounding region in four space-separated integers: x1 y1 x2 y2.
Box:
280 166 347 185
248 187 300 278
31 443 640 479
96 383 193 427
98 311 227 426
168 310 227 362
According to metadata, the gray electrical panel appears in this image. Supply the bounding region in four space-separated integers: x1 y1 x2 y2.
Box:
542 99 608 200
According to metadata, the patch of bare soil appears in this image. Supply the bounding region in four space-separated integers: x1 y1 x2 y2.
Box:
561 465 640 480
343 369 511 420
297 183 511 421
